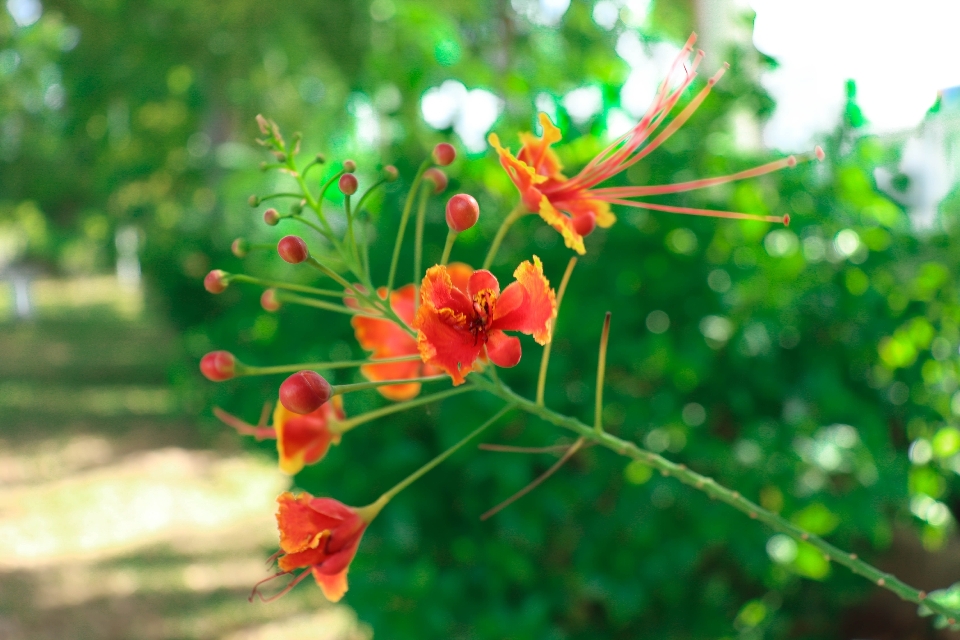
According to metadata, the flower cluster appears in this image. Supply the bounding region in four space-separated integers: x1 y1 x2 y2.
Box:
196 36 960 629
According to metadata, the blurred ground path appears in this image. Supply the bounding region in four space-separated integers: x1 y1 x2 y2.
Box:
0 278 369 640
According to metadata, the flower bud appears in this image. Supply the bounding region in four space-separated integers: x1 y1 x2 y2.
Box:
445 194 480 232
278 235 309 264
290 200 304 215
343 159 357 173
279 370 332 414
248 195 260 207
204 269 229 294
263 208 281 226
272 151 287 163
423 167 448 194
315 153 326 164
383 165 399 182
200 350 237 381
260 289 281 312
339 173 358 196
259 161 270 172
432 142 456 166
231 238 250 258
572 212 596 237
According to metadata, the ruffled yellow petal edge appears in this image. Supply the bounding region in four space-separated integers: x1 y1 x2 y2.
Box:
537 196 585 255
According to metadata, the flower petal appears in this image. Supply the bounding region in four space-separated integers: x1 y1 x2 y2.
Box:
486 331 522 368
517 113 566 180
446 262 474 292
415 305 483 385
274 398 343 475
467 269 500 298
419 265 473 319
556 196 616 228
491 256 557 345
276 492 343 554
536 196 586 255
313 566 350 602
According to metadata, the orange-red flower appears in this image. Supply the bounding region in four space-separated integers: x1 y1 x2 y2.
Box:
350 264 472 400
414 257 556 385
213 397 345 475
489 33 817 255
261 492 372 602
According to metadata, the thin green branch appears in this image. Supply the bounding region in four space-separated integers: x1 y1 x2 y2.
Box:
440 229 457 266
238 355 422 377
413 183 431 306
227 274 345 298
336 387 474 434
482 201 527 270
387 159 431 292
471 376 957 622
333 375 450 396
272 291 373 316
536 257 577 406
594 312 611 434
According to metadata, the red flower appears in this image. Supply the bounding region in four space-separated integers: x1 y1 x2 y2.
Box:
414 257 557 385
489 33 811 255
350 264 472 400
272 492 371 602
213 397 345 475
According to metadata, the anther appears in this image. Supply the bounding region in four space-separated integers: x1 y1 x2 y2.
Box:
815 146 825 162
786 155 797 168
877 578 885 587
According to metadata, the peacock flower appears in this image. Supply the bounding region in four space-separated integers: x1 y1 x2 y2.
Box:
414 257 556 385
255 492 375 603
213 397 345 475
350 263 472 400
488 33 822 255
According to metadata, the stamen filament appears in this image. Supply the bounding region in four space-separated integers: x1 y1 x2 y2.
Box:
249 570 311 603
601 198 788 224
594 312 611 433
213 407 276 440
479 437 584 520
536 257 577 406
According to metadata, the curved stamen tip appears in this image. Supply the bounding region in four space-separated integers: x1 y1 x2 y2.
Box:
786 155 797 168
782 214 791 227
815 146 826 162
722 61 731 70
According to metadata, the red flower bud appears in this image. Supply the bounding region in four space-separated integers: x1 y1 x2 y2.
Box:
278 235 309 264
343 159 357 173
261 289 281 312
423 168 447 194
445 194 480 232
432 142 456 166
383 165 399 182
572 212 596 237
279 370 332 414
200 351 237 381
204 269 229 294
231 238 249 258
338 173 358 196
263 208 281 226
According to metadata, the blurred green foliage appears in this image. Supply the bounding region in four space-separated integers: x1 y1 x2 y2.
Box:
4 0 960 638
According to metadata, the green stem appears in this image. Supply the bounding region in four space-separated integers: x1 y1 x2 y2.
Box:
594 312 611 434
304 257 367 300
333 375 450 396
355 179 386 216
227 274 345 298
472 377 957 621
387 159 431 292
258 192 304 202
335 387 474 434
482 202 527 270
413 182 431 297
440 229 457 266
238 355 423 377
290 214 334 241
273 292 374 317
536 257 577 406
365 404 514 516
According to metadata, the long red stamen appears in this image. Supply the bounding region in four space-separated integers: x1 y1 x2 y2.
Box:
213 407 277 440
601 197 788 224
249 569 311 603
590 152 818 198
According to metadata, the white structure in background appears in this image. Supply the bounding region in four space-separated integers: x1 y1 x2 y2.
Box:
115 225 141 289
420 80 504 153
876 87 960 231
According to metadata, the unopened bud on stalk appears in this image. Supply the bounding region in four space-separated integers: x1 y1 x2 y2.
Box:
248 195 260 207
259 161 270 172
277 235 309 264
423 167 447 194
339 173 358 195
272 151 287 162
231 238 250 258
571 212 596 237
279 370 332 414
260 289 281 312
445 194 480 232
383 165 399 182
204 269 229 294
343 159 357 173
263 208 281 226
290 200 303 215
315 153 326 164
432 142 456 166
200 350 238 381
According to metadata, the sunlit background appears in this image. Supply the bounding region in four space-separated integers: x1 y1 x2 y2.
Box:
2 0 960 638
